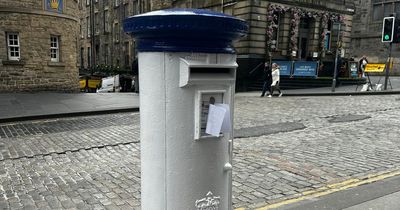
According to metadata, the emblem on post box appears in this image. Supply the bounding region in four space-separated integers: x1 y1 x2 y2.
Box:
195 191 221 210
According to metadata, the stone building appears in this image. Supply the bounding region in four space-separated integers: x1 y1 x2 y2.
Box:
80 0 355 90
351 0 400 75
0 0 80 92
149 0 356 90
79 0 151 73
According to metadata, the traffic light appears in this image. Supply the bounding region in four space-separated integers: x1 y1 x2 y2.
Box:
393 18 400 43
382 17 395 43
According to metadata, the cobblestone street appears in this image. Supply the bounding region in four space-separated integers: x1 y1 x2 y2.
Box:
1 95 400 209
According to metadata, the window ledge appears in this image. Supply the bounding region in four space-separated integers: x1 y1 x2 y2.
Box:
48 61 65 67
2 60 25 66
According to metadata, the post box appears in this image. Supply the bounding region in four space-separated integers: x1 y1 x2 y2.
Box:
124 9 248 210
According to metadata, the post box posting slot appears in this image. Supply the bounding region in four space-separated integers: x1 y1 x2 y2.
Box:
179 58 237 87
195 90 231 140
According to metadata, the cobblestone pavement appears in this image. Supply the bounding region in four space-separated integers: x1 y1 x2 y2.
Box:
1 95 400 209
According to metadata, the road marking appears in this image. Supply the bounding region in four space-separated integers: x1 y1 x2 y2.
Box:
235 169 400 210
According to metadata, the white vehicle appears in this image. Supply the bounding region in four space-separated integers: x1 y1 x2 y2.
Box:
97 75 120 93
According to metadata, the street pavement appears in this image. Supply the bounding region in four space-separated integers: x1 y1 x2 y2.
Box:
1 92 400 209
1 76 400 123
0 78 400 209
0 93 139 122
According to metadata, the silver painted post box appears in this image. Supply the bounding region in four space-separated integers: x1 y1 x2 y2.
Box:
124 9 248 210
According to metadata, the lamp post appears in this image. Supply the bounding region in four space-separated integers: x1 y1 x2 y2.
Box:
331 22 341 92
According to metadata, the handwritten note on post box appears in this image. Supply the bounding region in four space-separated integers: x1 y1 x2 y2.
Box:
206 104 231 137
216 104 231 133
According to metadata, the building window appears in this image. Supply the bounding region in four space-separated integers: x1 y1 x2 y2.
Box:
7 32 20 61
104 44 109 65
50 36 60 62
354 38 361 48
325 20 333 50
124 42 130 68
87 16 90 38
80 19 84 38
124 3 129 18
115 0 119 7
104 9 110 33
373 4 383 21
396 2 400 14
86 0 90 6
95 12 99 34
80 47 84 68
384 3 393 17
95 44 100 63
133 1 138 15
373 1 400 21
87 47 91 68
114 22 120 43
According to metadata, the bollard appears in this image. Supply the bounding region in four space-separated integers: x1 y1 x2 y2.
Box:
124 9 248 210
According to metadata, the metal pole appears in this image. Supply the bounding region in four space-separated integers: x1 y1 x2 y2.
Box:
331 22 341 92
90 0 95 73
384 42 392 90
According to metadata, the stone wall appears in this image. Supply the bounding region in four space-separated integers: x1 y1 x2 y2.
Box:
0 0 80 92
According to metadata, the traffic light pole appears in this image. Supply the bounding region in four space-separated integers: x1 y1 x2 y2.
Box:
384 42 392 90
382 16 395 90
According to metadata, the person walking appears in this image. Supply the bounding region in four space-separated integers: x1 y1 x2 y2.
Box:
270 63 283 97
260 62 272 97
359 55 368 78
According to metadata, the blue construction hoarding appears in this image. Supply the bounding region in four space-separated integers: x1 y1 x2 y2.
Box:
293 62 318 77
273 61 292 76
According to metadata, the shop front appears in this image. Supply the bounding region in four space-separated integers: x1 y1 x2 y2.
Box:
237 1 356 91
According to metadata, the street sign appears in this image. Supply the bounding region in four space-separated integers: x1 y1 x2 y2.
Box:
364 63 386 73
382 17 395 43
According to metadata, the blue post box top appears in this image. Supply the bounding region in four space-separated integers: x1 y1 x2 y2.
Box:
123 8 249 54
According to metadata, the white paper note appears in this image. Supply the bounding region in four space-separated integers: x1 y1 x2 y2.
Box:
216 104 231 133
205 104 226 137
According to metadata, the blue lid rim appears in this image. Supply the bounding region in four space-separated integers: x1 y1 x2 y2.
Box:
123 9 249 54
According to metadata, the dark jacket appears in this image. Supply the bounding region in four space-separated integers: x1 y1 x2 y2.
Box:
132 58 139 75
263 66 272 83
359 58 368 72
